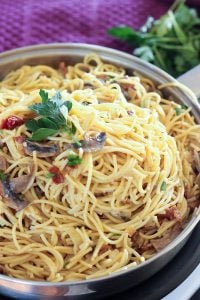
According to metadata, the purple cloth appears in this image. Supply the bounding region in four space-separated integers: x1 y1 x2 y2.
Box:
0 0 199 53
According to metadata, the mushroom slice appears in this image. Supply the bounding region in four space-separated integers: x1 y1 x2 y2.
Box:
23 140 59 158
65 131 106 153
0 178 27 211
10 164 36 194
81 132 106 152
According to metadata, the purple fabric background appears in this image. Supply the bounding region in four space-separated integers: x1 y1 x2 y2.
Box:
0 0 199 53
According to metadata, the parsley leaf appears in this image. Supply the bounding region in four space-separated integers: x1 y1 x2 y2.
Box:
161 181 167 191
175 104 187 116
45 172 55 178
0 171 6 181
67 154 82 166
39 89 49 102
26 90 77 142
30 128 58 142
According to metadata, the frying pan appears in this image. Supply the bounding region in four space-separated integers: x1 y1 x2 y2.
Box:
0 43 199 300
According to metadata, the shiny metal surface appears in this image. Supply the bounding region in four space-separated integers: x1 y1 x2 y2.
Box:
178 64 200 98
0 43 199 299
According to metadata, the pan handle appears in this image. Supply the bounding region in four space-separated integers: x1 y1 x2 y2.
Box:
177 64 200 98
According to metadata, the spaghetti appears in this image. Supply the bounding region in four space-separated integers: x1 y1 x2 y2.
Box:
0 54 199 281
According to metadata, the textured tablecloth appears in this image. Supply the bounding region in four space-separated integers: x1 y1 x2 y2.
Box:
0 0 199 53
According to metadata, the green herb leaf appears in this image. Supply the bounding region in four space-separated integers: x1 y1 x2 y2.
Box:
63 101 72 112
108 1 200 76
26 90 77 142
0 171 6 181
30 128 58 142
39 89 49 103
45 172 55 178
161 181 167 191
67 154 82 166
25 119 40 132
175 104 187 116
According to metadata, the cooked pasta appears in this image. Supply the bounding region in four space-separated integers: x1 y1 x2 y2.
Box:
0 53 199 281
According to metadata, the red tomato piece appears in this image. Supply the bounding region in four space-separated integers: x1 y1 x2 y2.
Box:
1 116 24 130
49 166 64 184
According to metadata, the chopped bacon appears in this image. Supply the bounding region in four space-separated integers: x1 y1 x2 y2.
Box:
131 231 153 253
15 135 26 144
119 82 135 91
158 206 182 222
187 196 200 211
184 185 190 199
151 224 182 252
99 244 111 254
1 116 24 130
0 156 7 171
94 192 110 197
120 198 131 205
58 62 67 76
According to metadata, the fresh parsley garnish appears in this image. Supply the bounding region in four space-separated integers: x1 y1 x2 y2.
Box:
175 104 187 116
108 0 200 77
26 90 78 142
161 181 167 191
67 154 82 167
0 171 6 181
45 172 55 178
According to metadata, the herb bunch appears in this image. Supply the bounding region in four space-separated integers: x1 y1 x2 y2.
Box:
108 0 200 77
26 90 79 144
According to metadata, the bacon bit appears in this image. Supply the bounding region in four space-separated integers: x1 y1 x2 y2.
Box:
165 206 182 222
120 198 131 205
1 116 24 130
49 166 64 184
131 231 153 253
0 156 7 171
15 135 26 144
184 185 190 199
139 242 154 252
94 192 110 197
119 82 135 91
158 206 182 222
151 224 182 252
99 244 111 254
58 62 67 76
187 196 200 211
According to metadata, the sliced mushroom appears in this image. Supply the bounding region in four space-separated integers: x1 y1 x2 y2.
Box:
0 178 27 211
10 164 36 194
65 132 106 153
23 140 59 158
0 156 7 171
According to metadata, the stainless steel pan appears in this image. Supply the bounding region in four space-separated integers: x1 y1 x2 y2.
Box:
0 43 199 300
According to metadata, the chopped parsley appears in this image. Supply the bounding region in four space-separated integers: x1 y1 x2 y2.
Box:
0 171 6 181
161 181 167 191
175 104 187 116
67 154 82 167
45 172 55 178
